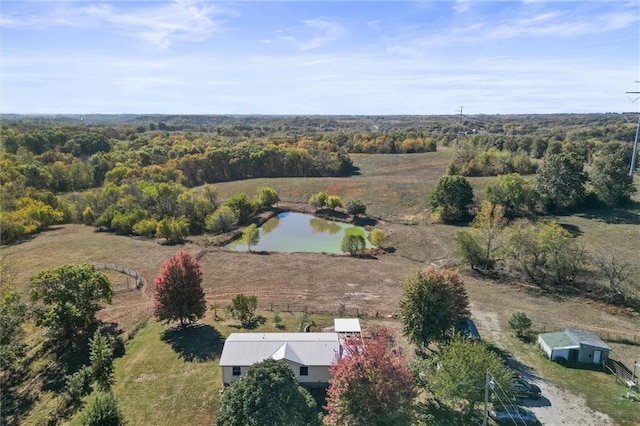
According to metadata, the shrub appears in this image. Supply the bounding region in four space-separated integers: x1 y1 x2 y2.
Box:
80 392 125 426
205 206 237 234
508 311 532 339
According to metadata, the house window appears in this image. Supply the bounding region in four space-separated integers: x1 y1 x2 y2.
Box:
299 366 309 376
232 366 241 376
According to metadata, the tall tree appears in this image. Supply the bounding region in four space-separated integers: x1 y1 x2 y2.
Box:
241 224 260 252
415 337 513 417
345 199 366 218
155 217 189 243
430 175 474 222
153 251 207 327
227 293 258 328
368 228 386 248
223 193 256 224
400 267 470 348
589 151 636 207
256 186 280 210
205 206 237 234
0 291 28 371
341 230 366 256
325 195 342 211
484 173 539 218
216 359 318 426
30 264 112 344
89 329 114 391
324 328 416 426
455 201 507 271
535 152 586 211
0 258 28 371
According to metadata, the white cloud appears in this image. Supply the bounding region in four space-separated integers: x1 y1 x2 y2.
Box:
278 18 347 50
1 0 233 49
486 11 638 39
84 0 231 48
453 0 472 14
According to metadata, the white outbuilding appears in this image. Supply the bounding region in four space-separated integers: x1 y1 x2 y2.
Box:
538 327 610 364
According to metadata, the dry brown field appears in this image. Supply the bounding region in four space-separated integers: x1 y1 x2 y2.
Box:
3 150 639 370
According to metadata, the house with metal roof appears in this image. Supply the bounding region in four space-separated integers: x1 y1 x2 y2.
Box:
538 327 610 364
219 332 341 386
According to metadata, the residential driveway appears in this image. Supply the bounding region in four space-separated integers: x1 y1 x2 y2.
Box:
473 310 614 426
518 379 613 426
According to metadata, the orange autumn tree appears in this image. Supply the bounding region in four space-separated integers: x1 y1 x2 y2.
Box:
153 251 206 327
324 328 416 425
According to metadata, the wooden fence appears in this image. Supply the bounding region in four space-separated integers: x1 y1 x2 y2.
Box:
257 302 396 320
94 263 145 291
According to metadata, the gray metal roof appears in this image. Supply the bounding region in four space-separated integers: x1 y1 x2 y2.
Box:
334 318 361 333
219 333 340 367
539 331 579 350
564 328 610 350
539 328 611 351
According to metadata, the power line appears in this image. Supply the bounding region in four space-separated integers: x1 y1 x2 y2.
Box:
456 106 464 146
625 81 640 177
484 369 530 426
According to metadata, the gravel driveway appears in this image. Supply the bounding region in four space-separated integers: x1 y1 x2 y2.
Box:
473 310 615 425
519 379 613 425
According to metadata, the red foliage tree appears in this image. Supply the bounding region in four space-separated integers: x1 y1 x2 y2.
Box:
324 328 417 425
153 251 206 327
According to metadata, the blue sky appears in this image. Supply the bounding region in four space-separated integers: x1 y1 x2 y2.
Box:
1 1 639 115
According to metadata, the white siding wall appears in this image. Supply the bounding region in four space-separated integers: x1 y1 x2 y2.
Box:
550 348 569 361
538 336 553 358
222 366 245 384
221 363 332 385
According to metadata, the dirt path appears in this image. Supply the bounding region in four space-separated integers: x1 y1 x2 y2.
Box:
473 309 614 426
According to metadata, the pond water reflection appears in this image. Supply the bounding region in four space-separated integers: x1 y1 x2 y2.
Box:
226 212 372 254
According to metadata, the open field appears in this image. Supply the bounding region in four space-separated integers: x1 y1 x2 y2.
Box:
3 151 640 424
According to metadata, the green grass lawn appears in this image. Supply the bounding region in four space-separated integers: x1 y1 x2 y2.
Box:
68 311 336 425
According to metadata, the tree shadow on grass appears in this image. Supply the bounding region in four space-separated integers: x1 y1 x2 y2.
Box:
352 216 378 227
575 202 640 225
486 343 540 382
161 324 223 362
1 359 43 425
416 400 481 425
227 315 267 330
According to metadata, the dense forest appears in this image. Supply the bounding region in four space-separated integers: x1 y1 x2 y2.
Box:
1 113 637 245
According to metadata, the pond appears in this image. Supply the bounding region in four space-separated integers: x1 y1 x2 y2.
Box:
226 212 373 254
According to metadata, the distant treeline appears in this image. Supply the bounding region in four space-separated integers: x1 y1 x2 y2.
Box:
0 113 637 244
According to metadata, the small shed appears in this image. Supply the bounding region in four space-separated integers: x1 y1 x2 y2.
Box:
538 327 610 364
334 318 361 338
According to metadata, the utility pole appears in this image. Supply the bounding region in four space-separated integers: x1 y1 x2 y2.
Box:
483 369 490 426
456 106 464 146
626 82 640 177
